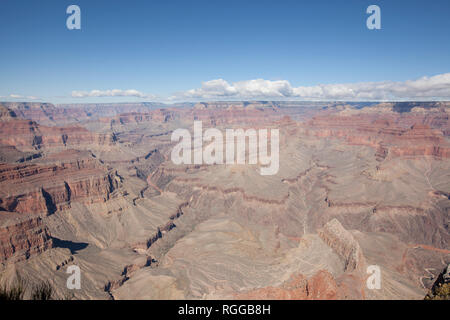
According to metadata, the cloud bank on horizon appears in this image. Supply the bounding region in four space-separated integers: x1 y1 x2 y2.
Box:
0 94 40 101
71 89 156 99
168 73 450 101
5 73 450 103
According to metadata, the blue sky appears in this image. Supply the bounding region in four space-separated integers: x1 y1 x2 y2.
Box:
0 0 450 103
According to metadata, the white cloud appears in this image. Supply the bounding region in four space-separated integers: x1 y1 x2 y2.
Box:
171 79 293 100
2 94 41 100
72 89 155 99
170 73 450 101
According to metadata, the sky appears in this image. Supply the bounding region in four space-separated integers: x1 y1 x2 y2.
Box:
0 0 450 103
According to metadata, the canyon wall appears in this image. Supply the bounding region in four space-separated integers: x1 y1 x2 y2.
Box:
318 219 365 272
0 154 120 216
300 104 450 159
0 215 53 264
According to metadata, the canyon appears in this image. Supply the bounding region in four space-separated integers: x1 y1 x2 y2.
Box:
0 100 448 300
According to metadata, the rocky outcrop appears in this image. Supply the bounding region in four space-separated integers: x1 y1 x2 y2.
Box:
103 109 176 125
301 105 450 159
425 264 450 299
0 116 115 152
234 270 340 300
0 215 53 264
104 256 154 294
0 145 41 163
0 105 17 121
132 202 188 251
318 219 365 272
1 103 62 123
0 152 120 215
186 101 282 126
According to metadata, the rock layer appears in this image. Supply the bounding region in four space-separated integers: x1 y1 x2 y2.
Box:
0 215 53 264
0 152 120 215
318 219 365 272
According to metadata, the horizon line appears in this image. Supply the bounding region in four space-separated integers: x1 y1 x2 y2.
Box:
1 99 450 106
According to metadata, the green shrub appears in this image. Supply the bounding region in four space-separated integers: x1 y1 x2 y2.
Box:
425 283 450 300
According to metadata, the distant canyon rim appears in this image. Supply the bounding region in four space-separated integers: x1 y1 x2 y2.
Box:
0 100 448 300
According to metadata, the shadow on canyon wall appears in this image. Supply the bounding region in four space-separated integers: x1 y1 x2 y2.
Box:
51 237 88 254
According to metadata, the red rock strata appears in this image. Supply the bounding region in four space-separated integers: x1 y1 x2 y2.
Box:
234 270 339 300
1 102 169 124
0 151 120 215
318 219 365 272
103 109 175 125
302 108 450 159
186 102 282 126
0 118 114 151
0 214 53 264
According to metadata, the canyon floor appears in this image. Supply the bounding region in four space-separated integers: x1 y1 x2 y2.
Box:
0 101 449 300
